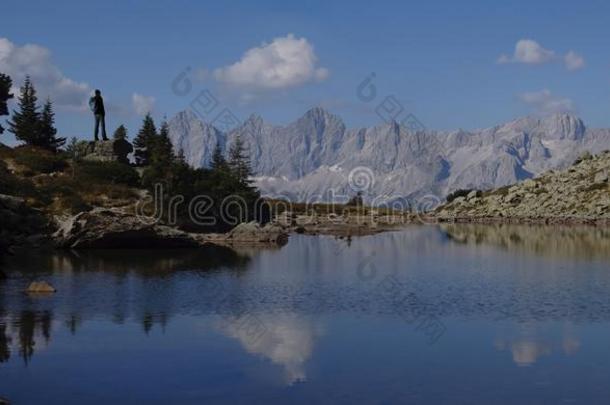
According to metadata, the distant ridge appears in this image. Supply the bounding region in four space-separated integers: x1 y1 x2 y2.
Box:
169 108 610 203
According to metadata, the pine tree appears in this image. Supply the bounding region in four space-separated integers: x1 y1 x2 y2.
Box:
0 73 13 135
150 120 174 165
210 141 227 171
133 113 157 166
228 135 252 183
113 125 128 140
39 98 65 151
8 76 41 146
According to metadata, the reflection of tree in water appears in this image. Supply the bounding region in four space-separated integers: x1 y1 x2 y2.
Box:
0 310 53 365
0 245 253 364
0 322 11 363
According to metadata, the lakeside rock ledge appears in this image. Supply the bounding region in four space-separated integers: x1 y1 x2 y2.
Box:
53 208 289 249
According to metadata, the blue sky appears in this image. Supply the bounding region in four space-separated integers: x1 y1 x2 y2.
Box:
2 0 610 142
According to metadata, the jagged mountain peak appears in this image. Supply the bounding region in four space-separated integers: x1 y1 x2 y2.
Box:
299 106 343 126
168 109 608 203
501 113 585 139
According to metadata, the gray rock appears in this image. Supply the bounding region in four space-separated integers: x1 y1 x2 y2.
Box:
53 208 200 248
594 169 608 184
83 140 133 163
466 190 482 200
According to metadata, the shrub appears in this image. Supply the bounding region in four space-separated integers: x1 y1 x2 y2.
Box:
13 146 68 174
75 160 140 187
446 189 472 202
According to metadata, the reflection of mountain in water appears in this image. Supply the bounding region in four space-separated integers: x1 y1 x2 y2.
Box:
441 224 610 260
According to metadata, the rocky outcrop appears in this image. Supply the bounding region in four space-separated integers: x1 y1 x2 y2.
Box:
83 139 133 164
53 208 289 249
53 208 201 248
195 221 289 246
436 151 610 224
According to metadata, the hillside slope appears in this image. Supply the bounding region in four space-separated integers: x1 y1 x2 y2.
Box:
436 151 610 224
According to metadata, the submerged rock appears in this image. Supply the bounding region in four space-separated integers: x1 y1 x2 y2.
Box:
26 280 56 293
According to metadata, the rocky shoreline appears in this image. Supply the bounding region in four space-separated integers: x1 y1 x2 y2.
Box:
435 151 610 225
1 151 609 257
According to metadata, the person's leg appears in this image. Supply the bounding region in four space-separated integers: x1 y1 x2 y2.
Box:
94 114 100 141
101 115 108 140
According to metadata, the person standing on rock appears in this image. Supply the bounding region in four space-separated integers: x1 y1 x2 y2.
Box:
89 89 108 141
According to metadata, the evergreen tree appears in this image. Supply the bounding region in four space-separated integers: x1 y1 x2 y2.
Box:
39 98 65 151
150 120 174 165
176 148 187 164
8 76 41 146
210 141 227 171
133 113 157 166
0 73 13 135
113 124 128 140
228 135 252 184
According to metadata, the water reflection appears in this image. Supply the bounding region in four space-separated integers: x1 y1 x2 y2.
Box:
440 223 610 260
0 310 52 365
1 225 610 402
218 313 322 385
494 322 582 366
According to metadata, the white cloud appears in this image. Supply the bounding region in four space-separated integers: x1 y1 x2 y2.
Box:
0 37 90 111
213 34 329 90
132 93 155 116
519 89 575 114
564 50 585 71
498 39 585 72
498 39 556 65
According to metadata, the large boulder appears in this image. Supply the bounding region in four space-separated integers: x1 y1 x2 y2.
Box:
83 140 133 164
195 221 289 246
53 208 200 248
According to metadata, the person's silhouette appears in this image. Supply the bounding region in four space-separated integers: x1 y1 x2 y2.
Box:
89 89 108 141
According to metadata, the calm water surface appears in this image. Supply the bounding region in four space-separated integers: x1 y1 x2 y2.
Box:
1 224 610 404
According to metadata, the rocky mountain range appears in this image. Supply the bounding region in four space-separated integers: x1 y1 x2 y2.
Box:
168 107 610 204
